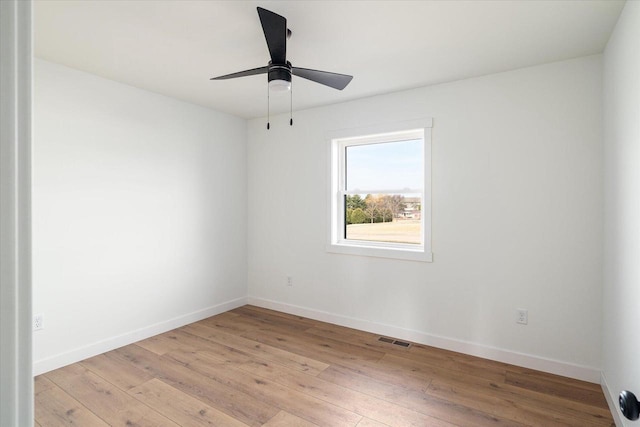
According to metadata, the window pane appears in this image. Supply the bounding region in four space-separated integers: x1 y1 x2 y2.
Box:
345 193 421 245
346 139 423 192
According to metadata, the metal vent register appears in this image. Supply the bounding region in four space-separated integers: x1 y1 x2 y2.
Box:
378 337 412 348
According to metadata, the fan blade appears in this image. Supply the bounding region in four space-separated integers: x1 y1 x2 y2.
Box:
257 7 287 64
292 67 353 90
210 66 268 80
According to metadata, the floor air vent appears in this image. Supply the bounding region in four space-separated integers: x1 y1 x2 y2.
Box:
378 337 411 348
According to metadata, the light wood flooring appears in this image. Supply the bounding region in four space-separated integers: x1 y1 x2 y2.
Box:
35 305 614 426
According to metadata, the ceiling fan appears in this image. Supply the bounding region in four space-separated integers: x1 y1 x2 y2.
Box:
210 7 353 128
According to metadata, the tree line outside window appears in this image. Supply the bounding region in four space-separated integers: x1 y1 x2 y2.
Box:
345 194 420 225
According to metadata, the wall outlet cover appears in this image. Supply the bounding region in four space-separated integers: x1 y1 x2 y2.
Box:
34 314 44 331
516 309 528 325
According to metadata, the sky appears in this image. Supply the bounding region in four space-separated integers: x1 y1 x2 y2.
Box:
345 139 423 192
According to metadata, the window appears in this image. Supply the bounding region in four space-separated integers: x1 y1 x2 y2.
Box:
328 119 433 262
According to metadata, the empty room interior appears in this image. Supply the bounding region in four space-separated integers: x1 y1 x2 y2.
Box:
3 0 640 425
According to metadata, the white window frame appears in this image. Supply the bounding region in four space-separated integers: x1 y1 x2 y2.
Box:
327 119 433 262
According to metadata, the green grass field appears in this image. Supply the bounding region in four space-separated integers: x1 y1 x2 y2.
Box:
346 220 421 244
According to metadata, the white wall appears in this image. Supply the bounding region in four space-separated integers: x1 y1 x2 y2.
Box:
602 1 640 425
33 59 247 374
247 55 603 381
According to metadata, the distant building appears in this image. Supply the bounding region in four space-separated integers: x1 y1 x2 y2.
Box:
400 197 421 220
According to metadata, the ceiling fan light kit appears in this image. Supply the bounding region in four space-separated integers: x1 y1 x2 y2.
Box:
210 7 353 129
267 62 292 92
268 80 291 92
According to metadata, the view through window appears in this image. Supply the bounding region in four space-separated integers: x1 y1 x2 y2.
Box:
344 138 423 245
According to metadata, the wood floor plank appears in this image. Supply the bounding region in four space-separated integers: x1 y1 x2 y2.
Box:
45 363 180 427
226 309 314 336
110 344 279 427
34 376 111 427
241 305 316 320
377 353 482 384
505 369 608 408
79 353 153 391
507 365 605 392
356 418 390 427
240 326 386 365
317 364 518 427
321 352 435 392
128 378 250 427
181 321 329 375
166 348 364 427
199 311 267 334
427 377 613 427
238 357 468 427
34 375 55 394
378 353 612 425
233 305 318 330
135 331 194 355
318 363 432 401
408 342 510 373
263 410 321 426
167 328 257 363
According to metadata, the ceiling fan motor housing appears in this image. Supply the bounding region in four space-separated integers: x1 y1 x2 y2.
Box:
268 61 292 84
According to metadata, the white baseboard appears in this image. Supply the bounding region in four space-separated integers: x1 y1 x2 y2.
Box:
247 296 602 383
601 372 624 427
33 297 248 376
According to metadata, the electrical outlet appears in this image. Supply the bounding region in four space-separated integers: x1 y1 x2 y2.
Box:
34 314 44 331
516 309 528 325
286 276 293 287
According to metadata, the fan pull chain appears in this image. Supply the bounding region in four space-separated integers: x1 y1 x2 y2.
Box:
290 79 293 126
267 82 270 130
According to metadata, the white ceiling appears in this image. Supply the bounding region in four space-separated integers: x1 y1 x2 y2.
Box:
35 0 624 119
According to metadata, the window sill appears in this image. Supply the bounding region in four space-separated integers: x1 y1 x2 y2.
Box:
327 242 433 262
